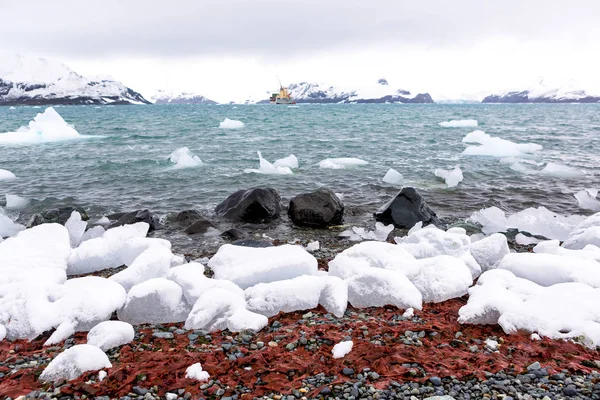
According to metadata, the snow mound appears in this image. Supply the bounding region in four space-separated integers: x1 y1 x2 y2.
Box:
318 158 369 169
563 212 600 249
434 166 463 188
244 151 293 175
245 275 348 318
332 340 353 359
1 223 70 270
346 268 422 309
382 168 404 185
0 107 85 145
5 194 28 209
219 118 245 129
208 244 318 289
117 278 191 325
0 212 25 237
410 256 473 303
439 119 478 128
109 244 175 291
539 162 584 179
273 154 299 169
87 321 134 351
339 222 394 242
469 233 510 272
169 147 202 169
462 130 542 157
185 363 210 382
459 269 600 348
575 189 600 212
167 263 243 305
0 169 16 180
39 344 111 383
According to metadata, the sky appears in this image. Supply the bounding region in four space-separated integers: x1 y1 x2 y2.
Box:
1 0 599 103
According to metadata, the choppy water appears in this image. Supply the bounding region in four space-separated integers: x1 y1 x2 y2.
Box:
1 103 599 249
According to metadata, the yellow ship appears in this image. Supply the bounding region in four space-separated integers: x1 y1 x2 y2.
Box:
269 78 296 104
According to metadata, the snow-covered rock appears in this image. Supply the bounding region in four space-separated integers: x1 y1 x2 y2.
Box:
469 233 510 272
410 256 473 303
0 54 149 106
346 268 422 309
87 321 135 351
39 344 111 382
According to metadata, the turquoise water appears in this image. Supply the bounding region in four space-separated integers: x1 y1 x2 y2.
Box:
1 104 599 235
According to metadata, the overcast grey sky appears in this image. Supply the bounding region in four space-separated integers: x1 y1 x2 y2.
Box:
2 0 599 101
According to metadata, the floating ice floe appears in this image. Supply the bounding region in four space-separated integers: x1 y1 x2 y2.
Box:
244 151 294 175
434 166 463 188
219 118 245 129
0 168 16 180
169 147 202 169
439 119 478 128
575 189 600 212
87 321 135 351
382 168 404 185
469 206 585 241
208 244 318 289
462 130 542 157
318 157 369 169
0 107 87 145
39 344 111 383
332 340 353 359
185 363 210 382
273 154 299 169
539 162 585 179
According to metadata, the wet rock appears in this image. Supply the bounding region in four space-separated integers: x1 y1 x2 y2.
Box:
374 187 440 228
342 368 355 376
184 218 216 234
288 188 344 228
27 206 88 227
109 209 157 231
232 239 273 248
215 187 282 222
174 210 203 224
221 228 247 241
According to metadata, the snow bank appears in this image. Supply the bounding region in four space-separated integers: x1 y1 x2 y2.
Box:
434 166 463 188
382 168 404 185
273 154 299 169
0 169 16 180
563 213 600 249
110 244 175 291
0 212 25 237
117 278 191 325
346 269 422 309
539 162 584 179
87 321 134 351
439 119 478 128
39 344 111 382
318 157 369 169
245 275 348 318
167 263 243 305
219 118 244 129
469 233 510 272
5 194 28 209
185 363 210 382
208 244 318 289
575 189 600 212
0 107 84 145
244 151 293 175
169 147 202 169
462 130 542 157
332 340 353 359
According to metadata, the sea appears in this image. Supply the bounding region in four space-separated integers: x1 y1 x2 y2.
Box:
1 103 599 251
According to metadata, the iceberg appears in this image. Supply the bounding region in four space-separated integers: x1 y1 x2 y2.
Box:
0 169 16 180
434 166 463 188
244 151 294 175
382 168 404 185
0 107 87 145
168 147 202 169
273 154 299 169
219 118 245 129
462 130 542 157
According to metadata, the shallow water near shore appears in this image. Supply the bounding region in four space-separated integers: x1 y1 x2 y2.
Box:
1 103 599 249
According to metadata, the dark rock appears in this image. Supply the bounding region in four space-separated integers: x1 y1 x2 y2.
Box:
174 210 203 224
429 376 442 386
232 240 273 248
27 206 89 228
374 187 440 228
563 385 578 396
215 187 282 222
342 367 355 376
288 188 344 228
132 386 149 396
109 209 157 231
320 386 332 395
184 218 216 235
221 228 247 241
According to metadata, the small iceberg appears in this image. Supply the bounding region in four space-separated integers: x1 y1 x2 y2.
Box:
0 107 86 145
9 106 16 110
219 118 245 129
574 189 600 212
539 162 585 179
434 166 463 188
462 130 542 157
0 169 16 180
168 147 203 169
318 157 369 169
273 154 299 169
244 151 294 175
5 194 29 209
382 168 404 185
439 119 478 128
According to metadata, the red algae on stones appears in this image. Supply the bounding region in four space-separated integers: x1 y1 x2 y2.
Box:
1 298 599 398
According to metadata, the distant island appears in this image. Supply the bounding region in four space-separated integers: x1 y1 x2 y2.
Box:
482 81 600 103
151 90 218 105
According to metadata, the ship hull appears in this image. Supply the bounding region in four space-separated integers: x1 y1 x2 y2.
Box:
274 98 296 105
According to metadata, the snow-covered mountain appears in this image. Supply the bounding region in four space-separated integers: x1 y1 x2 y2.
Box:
482 80 600 103
257 78 433 104
151 90 217 105
0 54 149 106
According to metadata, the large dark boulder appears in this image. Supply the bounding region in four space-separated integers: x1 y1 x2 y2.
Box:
174 210 203 224
27 207 89 228
215 188 282 223
184 218 216 235
288 188 344 228
374 187 440 228
108 209 157 231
